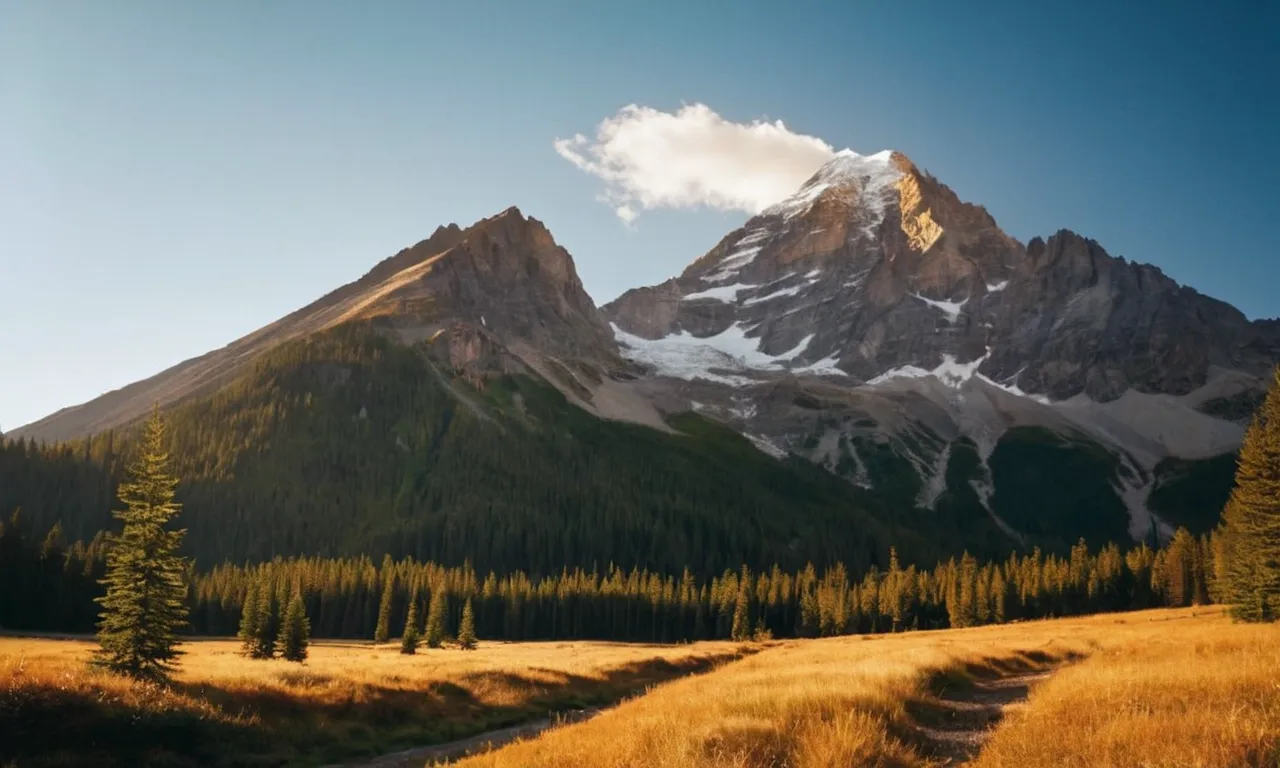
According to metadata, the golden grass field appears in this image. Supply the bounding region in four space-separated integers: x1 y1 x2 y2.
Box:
0 635 744 767
3 609 1277 768
451 608 1280 768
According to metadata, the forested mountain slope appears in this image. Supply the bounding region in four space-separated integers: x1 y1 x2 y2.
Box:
0 323 1013 573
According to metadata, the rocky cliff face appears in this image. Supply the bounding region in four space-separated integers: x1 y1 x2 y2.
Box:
606 150 1276 401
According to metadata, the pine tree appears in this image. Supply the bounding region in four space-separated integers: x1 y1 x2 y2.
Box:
456 598 478 650
1220 367 1280 622
251 574 278 659
424 587 447 649
730 587 751 641
374 562 394 644
237 578 262 656
279 588 310 663
400 598 421 654
94 408 190 680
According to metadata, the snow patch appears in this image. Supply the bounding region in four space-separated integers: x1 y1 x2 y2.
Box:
742 269 823 306
703 245 763 283
975 370 1052 404
682 282 759 303
729 396 758 420
745 433 787 459
911 292 968 323
794 354 847 377
986 280 1009 293
743 283 807 305
868 349 991 388
612 322 812 386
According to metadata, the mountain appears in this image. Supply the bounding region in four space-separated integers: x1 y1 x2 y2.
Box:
2 208 977 574
7 151 1276 570
605 150 1278 543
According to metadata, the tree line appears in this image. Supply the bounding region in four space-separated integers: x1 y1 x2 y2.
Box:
0 508 1234 644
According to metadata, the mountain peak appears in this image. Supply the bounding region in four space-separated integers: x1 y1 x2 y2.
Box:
760 149 903 221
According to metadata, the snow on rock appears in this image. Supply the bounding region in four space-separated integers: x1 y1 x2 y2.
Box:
745 433 787 459
911 292 968 323
743 284 807 305
761 150 901 239
793 354 847 376
682 282 759 303
986 280 1009 293
868 349 991 388
742 269 823 306
703 245 764 283
975 370 1052 404
612 322 813 385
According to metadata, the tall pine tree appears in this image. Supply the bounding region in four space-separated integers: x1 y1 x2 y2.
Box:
1219 367 1280 622
457 598 478 650
424 587 447 649
400 598 421 655
237 578 262 656
279 588 310 663
94 408 190 680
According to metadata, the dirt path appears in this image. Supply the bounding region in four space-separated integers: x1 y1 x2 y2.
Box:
916 670 1054 765
329 708 600 768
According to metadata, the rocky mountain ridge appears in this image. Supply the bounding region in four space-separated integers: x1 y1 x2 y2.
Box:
13 150 1277 547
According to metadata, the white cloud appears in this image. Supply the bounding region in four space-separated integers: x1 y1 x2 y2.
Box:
554 104 836 224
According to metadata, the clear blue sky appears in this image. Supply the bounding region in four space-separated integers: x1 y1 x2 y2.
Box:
3 0 1277 431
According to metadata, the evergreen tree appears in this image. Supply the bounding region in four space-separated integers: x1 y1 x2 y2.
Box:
237 578 262 656
730 587 751 641
1219 367 1280 622
251 573 278 659
424 587 447 648
279 588 310 663
400 598 421 655
93 409 190 680
457 598 478 650
374 560 394 644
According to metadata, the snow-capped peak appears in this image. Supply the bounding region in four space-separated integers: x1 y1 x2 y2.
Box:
759 149 902 235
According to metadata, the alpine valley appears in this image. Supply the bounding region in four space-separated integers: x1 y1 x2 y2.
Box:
6 150 1277 573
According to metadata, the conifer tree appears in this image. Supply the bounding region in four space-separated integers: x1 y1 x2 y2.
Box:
424 587 447 648
457 598 477 650
251 573 278 659
237 578 262 656
400 598 421 654
279 588 310 663
1219 367 1280 622
730 587 751 641
94 408 190 680
374 561 394 644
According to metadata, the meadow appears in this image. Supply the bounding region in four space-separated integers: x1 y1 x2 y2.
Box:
452 607 1280 768
0 635 743 767
4 609 1277 768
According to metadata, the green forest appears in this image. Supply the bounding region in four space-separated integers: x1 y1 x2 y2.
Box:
0 508 1221 642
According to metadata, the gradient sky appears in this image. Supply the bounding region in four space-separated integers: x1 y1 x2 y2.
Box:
3 0 1277 432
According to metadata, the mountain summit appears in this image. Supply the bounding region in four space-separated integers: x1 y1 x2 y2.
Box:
605 148 1277 542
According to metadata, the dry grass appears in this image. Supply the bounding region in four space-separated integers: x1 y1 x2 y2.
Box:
454 608 1280 768
0 636 742 767
974 612 1280 767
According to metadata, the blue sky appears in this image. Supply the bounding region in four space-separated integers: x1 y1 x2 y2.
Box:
2 0 1277 431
